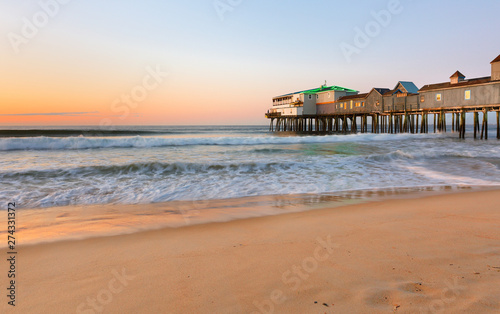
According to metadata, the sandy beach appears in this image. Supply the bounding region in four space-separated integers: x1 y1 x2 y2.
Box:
3 189 500 313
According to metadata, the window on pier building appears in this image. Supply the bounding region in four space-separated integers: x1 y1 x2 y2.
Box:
420 96 425 103
436 93 442 101
465 90 471 100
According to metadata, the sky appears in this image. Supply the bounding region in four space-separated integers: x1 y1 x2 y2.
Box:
0 0 499 126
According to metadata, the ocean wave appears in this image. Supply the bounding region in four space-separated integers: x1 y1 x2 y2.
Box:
2 149 498 179
0 161 294 180
364 147 500 162
2 159 499 209
404 166 500 186
0 126 266 138
3 128 500 210
0 129 168 138
0 133 438 151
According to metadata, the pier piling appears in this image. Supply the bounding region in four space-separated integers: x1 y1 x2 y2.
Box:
267 105 499 139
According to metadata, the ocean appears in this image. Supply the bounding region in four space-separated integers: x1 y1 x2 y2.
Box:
2 125 500 245
1 125 500 210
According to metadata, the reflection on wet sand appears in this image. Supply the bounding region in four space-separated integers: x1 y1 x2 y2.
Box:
10 185 490 247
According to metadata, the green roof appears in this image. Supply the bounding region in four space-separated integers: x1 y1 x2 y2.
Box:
276 85 358 98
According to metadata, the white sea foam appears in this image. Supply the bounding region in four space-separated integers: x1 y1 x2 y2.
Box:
404 166 500 186
0 133 438 151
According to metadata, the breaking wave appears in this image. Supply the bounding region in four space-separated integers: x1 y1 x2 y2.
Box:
0 133 438 151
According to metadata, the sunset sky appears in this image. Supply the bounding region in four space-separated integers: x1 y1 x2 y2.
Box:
1 0 499 126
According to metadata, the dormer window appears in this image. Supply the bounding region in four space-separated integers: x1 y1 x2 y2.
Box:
450 71 466 84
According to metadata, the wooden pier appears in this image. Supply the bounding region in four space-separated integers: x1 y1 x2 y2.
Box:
266 54 500 139
267 105 500 140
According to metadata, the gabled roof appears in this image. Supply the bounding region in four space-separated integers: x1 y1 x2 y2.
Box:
383 81 419 96
337 93 369 101
397 81 419 94
450 71 465 78
274 85 357 98
491 54 500 64
370 88 390 95
419 76 492 92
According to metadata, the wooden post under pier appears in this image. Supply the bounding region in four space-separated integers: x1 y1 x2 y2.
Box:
474 112 478 139
460 111 466 139
497 111 500 140
443 112 447 133
389 113 394 134
481 109 488 140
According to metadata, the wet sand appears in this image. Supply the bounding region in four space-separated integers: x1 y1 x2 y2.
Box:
2 189 500 313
